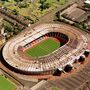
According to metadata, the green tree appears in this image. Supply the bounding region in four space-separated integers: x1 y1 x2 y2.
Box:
1 0 8 1
14 0 23 2
12 9 18 15
40 3 50 11
39 0 46 4
4 21 14 32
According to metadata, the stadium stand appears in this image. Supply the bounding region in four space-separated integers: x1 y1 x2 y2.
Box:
2 24 89 75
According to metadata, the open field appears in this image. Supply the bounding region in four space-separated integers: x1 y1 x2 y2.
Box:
0 75 16 90
46 0 66 5
26 38 60 57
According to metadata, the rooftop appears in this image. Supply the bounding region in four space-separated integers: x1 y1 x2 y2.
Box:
62 4 89 23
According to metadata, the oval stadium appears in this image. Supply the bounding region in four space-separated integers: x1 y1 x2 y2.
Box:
2 24 89 75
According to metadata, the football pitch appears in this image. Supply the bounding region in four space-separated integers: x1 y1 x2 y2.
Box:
26 38 60 57
0 76 16 90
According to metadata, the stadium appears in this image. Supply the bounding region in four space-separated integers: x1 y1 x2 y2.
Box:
2 24 89 76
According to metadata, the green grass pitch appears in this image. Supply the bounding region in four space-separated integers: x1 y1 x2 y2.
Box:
26 38 60 57
0 76 16 90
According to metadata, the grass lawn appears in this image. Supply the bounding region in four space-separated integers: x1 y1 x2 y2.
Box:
46 0 66 4
26 38 60 57
51 87 58 90
0 76 16 90
60 0 66 5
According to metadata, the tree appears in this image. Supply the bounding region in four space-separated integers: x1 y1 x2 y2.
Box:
1 0 8 1
84 51 90 57
57 0 60 1
78 56 85 63
14 0 23 2
64 64 72 72
12 9 18 15
53 69 62 76
55 11 60 20
4 21 14 32
85 4 90 8
40 3 50 11
39 0 46 4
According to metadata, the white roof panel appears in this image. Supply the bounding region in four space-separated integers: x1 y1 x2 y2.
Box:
32 33 42 39
24 37 34 43
20 41 27 46
40 30 48 35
